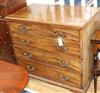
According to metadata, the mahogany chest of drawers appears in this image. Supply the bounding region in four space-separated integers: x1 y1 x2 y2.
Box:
0 0 26 17
0 0 26 63
0 19 15 63
6 4 98 93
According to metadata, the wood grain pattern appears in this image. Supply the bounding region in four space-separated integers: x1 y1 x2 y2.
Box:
0 60 28 93
0 0 27 63
9 22 80 56
14 46 81 74
17 57 81 89
0 0 26 17
6 4 99 93
80 20 96 90
8 22 81 73
8 22 58 53
0 0 17 7
6 4 97 29
0 19 16 63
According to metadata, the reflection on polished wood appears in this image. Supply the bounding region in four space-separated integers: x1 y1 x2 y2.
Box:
0 60 29 93
6 4 99 93
6 4 97 28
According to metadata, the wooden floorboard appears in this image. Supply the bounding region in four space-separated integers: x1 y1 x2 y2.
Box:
26 77 100 93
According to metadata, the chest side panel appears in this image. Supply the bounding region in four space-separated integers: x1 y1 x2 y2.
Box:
81 21 96 89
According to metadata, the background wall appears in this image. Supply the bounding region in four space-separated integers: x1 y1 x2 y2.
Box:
26 0 56 5
26 0 100 7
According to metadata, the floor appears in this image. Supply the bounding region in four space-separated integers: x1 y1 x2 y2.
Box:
26 77 100 93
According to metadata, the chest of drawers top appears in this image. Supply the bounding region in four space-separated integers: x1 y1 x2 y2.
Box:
6 4 97 29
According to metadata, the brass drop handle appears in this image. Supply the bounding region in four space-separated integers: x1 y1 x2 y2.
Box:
23 52 32 59
57 36 64 47
57 60 68 68
19 25 28 32
21 39 31 45
26 64 35 72
56 31 68 52
60 74 69 81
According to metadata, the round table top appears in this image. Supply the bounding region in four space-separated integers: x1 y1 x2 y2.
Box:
0 60 29 93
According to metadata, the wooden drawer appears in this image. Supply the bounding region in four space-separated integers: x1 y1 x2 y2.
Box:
17 57 82 88
13 45 81 73
8 22 81 72
8 22 43 37
8 22 80 42
8 22 80 56
12 34 80 57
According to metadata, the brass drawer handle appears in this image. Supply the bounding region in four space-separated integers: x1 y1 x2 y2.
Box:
57 60 68 68
19 25 28 32
21 39 31 45
60 74 69 81
23 52 32 59
56 36 64 48
56 31 68 52
26 64 35 72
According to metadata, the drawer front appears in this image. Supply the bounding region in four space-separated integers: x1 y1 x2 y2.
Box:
9 22 80 56
12 34 80 56
8 22 49 38
17 58 82 88
8 22 80 43
9 22 80 43
8 22 81 72
13 45 81 73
